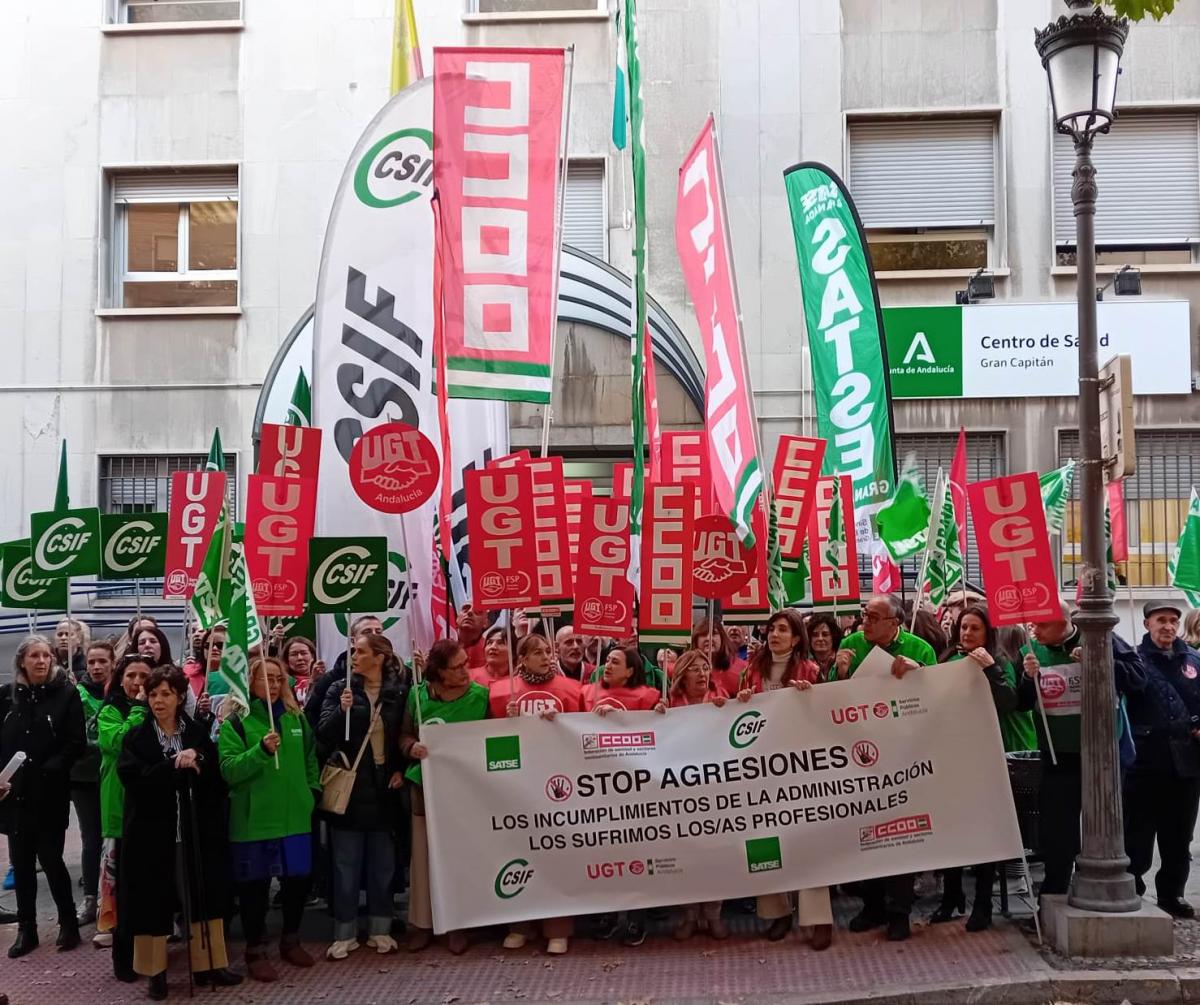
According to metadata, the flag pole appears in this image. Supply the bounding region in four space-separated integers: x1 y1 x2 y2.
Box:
506 609 515 706
398 520 422 729
539 44 576 460
344 615 353 743
261 657 279 770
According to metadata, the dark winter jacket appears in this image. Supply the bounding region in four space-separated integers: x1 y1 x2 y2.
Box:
0 668 86 837
1129 635 1200 777
317 670 408 832
117 713 229 938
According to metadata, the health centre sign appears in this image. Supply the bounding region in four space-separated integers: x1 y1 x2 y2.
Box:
884 300 1190 398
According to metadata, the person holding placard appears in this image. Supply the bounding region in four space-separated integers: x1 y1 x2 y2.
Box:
470 626 513 688
400 639 489 955
690 619 744 696
0 635 86 958
304 615 383 733
1017 601 1145 899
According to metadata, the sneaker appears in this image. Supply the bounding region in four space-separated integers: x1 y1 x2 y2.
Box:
366 934 397 954
546 937 569 955
502 931 527 950
93 931 113 948
325 939 359 960
621 921 646 947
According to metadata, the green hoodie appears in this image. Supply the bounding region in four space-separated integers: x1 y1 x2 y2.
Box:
98 698 147 839
219 700 320 844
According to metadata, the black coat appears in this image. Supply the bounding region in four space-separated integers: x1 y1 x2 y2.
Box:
1130 635 1200 777
0 669 85 837
117 714 229 938
317 671 408 832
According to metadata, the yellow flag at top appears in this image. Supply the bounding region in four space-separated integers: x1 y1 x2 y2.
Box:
391 0 424 94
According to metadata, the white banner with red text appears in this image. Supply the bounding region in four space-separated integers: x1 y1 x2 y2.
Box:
422 659 1023 932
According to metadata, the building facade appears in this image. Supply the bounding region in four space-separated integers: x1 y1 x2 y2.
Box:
2 0 1197 624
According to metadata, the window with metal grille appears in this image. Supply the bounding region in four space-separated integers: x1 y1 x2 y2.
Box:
469 0 604 12
98 454 238 517
111 0 241 24
563 160 607 260
1057 429 1200 588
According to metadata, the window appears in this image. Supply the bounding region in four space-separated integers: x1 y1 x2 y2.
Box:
848 118 998 272
1057 429 1200 589
111 0 241 24
108 169 239 309
469 0 603 12
99 453 238 517
562 160 607 260
1054 112 1200 266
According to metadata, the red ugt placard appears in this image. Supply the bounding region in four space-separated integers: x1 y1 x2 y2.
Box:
349 422 439 514
465 465 538 609
807 475 859 611
638 482 698 643
525 456 574 611
773 435 826 563
259 423 322 482
574 497 634 639
163 471 227 598
244 475 318 616
967 472 1060 626
563 479 592 586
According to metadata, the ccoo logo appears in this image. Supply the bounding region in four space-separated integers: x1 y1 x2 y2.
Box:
354 127 434 209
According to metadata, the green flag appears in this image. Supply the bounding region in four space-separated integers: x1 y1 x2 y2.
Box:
623 0 648 589
1040 460 1075 536
611 7 627 151
923 469 964 608
875 456 931 562
766 496 787 612
191 503 231 630
54 441 69 512
287 369 311 427
212 543 258 715
826 484 844 593
1169 487 1200 607
781 539 809 605
205 428 224 472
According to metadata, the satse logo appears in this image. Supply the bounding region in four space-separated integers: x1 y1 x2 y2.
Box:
486 735 522 772
728 710 765 749
744 836 782 873
311 546 379 607
493 858 534 900
34 516 92 573
354 127 433 209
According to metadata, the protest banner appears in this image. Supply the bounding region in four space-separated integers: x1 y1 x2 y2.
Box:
574 497 634 640
306 538 389 615
638 482 697 643
563 479 592 586
432 47 565 403
692 514 755 601
100 513 168 580
258 422 322 481
968 471 1059 626
30 508 102 579
783 163 896 546
807 475 859 611
0 540 67 610
677 117 762 545
465 466 539 610
525 456 574 613
163 471 227 598
772 435 825 565
422 658 1023 931
244 475 318 616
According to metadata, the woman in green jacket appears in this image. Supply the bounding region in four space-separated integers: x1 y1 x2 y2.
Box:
72 641 114 929
218 656 320 982
96 652 151 980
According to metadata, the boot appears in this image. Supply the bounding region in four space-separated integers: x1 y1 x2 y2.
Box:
194 968 243 987
765 916 791 941
147 972 168 1001
965 902 993 932
7 925 38 959
244 945 278 983
848 908 885 933
56 921 81 951
279 934 315 968
886 913 911 942
76 896 97 927
811 924 833 951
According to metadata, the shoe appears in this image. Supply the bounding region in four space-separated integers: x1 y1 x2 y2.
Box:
886 913 911 942
76 896 97 927
622 921 646 947
848 909 885 933
93 930 113 948
326 938 359 960
672 918 696 941
2 868 13 891
244 947 278 983
194 968 243 987
765 915 791 941
366 933 397 954
446 931 469 955
114 965 138 984
1159 897 1196 920
8 926 38 958
405 928 433 952
811 924 833 951
0 908 17 925
965 905 993 932
502 931 527 950
147 972 168 1001
279 935 315 968
546 937 569 955
593 913 623 940
56 922 81 950
929 892 966 924
1135 875 1147 897
708 917 730 940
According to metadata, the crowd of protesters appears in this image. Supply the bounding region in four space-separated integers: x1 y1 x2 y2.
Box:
3 592 1200 995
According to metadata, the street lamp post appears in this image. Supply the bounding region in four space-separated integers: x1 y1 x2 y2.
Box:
1035 3 1141 914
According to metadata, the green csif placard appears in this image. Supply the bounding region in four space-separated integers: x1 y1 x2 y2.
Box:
783 163 897 527
30 507 102 578
100 513 168 580
1 539 68 610
306 537 389 614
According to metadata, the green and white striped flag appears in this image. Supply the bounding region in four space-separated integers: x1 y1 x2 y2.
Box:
1040 460 1075 536
923 468 964 608
213 543 258 716
826 484 844 592
1169 487 1200 607
191 503 231 630
612 7 627 151
875 455 931 562
286 369 311 427
204 428 224 472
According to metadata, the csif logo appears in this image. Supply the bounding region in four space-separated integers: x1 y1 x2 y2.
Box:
728 709 765 749
6 554 49 603
354 127 434 209
103 520 163 575
312 545 380 607
493 858 534 900
486 735 521 772
34 516 92 572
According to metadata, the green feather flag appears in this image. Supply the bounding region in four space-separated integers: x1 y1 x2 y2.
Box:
1040 460 1075 536
204 428 224 472
1169 487 1200 607
54 441 69 512
875 456 931 562
286 369 311 427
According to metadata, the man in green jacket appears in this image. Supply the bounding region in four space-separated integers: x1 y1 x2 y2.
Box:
836 594 937 942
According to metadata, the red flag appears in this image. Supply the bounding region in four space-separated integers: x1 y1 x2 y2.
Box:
243 475 317 616
432 192 454 566
872 544 901 595
644 324 663 481
574 497 635 640
464 466 538 610
258 423 322 481
1108 479 1128 564
950 427 968 555
661 430 714 519
524 456 574 611
771 435 826 563
807 475 860 611
163 471 226 599
638 482 698 643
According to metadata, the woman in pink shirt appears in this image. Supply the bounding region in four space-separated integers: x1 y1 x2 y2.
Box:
470 626 512 689
690 619 745 697
582 646 665 714
668 650 728 707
